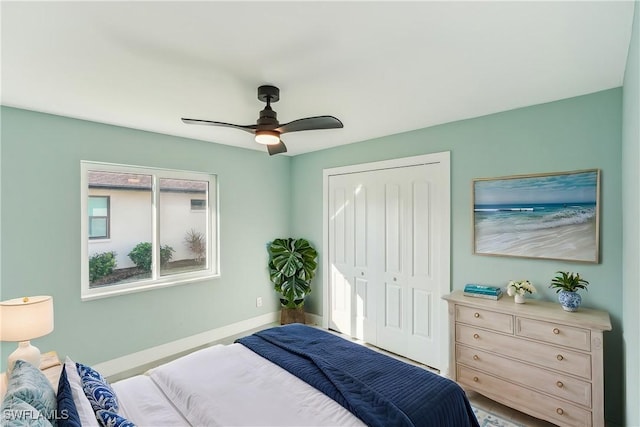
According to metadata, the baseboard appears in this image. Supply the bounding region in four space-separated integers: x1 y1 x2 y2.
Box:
305 312 323 326
94 311 279 382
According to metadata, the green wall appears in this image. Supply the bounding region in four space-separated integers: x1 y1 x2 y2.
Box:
290 88 624 424
0 107 290 368
622 2 640 426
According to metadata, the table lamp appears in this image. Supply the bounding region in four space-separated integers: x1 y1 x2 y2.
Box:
0 296 54 373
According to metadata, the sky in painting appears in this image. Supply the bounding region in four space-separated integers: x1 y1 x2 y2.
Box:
474 170 598 206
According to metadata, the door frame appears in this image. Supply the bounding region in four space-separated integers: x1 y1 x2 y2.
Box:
322 151 451 373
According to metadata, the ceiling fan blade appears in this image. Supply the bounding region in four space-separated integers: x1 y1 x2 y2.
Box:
277 116 343 135
181 118 256 134
267 140 287 156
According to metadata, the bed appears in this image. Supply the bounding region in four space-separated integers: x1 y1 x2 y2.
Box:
2 324 480 427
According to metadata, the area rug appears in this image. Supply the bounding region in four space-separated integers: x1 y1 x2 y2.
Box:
473 406 525 427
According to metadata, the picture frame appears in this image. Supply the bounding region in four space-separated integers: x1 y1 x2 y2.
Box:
473 169 600 263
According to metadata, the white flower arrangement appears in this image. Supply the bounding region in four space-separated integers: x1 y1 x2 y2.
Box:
507 280 537 296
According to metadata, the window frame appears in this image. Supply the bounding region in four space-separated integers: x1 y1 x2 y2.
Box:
81 161 219 301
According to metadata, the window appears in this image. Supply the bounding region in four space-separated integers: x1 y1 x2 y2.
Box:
191 199 206 210
81 161 218 300
88 196 110 239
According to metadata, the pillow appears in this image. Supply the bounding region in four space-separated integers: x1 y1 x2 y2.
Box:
1 394 54 427
2 360 57 424
95 410 136 427
76 362 119 413
56 365 81 427
64 357 100 427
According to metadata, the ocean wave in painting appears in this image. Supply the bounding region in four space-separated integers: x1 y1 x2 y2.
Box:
474 203 596 234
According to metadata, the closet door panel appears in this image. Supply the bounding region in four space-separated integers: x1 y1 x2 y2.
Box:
384 183 402 274
328 158 447 369
354 186 368 268
328 173 377 342
406 164 442 368
328 183 352 335
412 288 432 339
411 180 431 278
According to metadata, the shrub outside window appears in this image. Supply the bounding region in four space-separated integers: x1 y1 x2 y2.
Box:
81 161 219 300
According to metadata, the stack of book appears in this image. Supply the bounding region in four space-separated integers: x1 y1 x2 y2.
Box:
464 284 503 300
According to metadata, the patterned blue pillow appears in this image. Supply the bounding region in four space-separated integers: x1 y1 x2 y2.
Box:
1 394 54 427
95 410 136 427
56 365 81 427
2 360 57 424
76 362 118 413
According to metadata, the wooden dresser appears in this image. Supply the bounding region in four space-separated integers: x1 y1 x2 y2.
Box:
443 291 611 427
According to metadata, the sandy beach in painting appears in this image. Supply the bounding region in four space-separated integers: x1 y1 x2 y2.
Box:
474 204 598 262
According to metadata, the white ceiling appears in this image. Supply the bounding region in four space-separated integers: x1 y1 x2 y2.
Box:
1 1 635 156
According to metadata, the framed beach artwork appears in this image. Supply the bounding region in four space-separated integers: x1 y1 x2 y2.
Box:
473 169 600 263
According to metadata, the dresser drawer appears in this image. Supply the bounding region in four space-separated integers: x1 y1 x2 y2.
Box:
455 305 513 334
456 324 591 379
456 344 592 407
457 365 592 427
517 317 591 351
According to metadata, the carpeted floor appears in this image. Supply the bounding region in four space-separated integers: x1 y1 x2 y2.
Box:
473 406 525 427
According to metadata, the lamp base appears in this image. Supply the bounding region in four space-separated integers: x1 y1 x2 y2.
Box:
7 341 41 374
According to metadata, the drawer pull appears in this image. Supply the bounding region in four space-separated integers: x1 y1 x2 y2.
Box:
556 381 564 388
473 376 479 382
474 312 480 318
473 333 480 339
473 354 480 361
556 408 564 415
557 354 564 361
553 328 560 335
361 272 364 276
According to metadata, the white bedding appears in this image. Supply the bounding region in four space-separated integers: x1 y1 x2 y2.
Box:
112 375 190 426
114 343 365 426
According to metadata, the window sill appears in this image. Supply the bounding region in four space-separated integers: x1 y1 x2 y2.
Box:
81 272 220 301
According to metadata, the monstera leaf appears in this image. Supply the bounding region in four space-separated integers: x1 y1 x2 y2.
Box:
268 238 318 308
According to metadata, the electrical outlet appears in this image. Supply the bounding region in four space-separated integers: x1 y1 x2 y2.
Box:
256 297 263 307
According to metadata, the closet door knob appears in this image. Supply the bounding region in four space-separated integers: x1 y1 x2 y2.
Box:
556 408 564 415
473 376 479 382
474 312 480 318
553 328 560 335
556 381 564 388
557 354 564 361
473 355 480 361
473 333 480 339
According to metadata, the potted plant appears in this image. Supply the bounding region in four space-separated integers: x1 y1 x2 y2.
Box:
506 280 537 304
549 271 589 312
267 238 318 324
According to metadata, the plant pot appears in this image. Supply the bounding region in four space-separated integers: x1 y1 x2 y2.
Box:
558 290 582 312
281 307 305 325
514 294 526 304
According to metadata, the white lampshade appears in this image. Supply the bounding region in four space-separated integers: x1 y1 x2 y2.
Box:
255 131 280 145
0 296 54 372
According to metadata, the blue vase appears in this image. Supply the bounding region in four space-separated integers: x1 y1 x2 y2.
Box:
558 290 582 312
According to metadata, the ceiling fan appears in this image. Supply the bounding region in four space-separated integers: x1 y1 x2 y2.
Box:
182 85 344 155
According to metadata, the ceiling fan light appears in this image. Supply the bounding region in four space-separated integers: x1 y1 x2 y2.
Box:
255 131 280 145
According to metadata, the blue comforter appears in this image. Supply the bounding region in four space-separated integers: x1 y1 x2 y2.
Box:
236 324 479 427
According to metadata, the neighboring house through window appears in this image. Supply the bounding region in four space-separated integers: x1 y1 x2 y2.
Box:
81 161 219 300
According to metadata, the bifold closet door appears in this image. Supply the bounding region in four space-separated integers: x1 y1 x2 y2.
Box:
328 170 379 344
328 162 444 368
374 164 442 367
